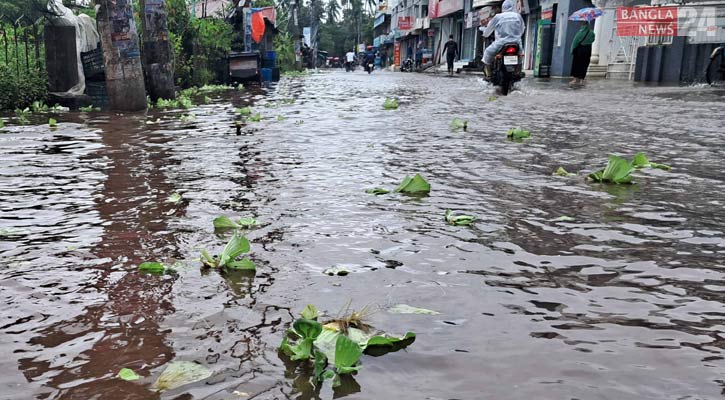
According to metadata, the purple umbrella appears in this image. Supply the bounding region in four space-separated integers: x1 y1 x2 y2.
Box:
569 7 603 22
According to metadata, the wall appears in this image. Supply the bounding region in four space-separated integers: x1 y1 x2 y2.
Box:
635 37 721 82
550 0 593 77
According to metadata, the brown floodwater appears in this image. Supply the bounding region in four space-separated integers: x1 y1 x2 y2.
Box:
1 71 725 400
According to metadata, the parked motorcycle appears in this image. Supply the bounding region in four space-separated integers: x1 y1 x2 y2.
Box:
401 58 414 72
487 43 523 95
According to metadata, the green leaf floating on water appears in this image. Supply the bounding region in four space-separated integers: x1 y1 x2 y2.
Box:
152 361 212 392
167 192 182 204
48 118 57 127
225 258 255 270
554 167 576 177
219 234 251 267
0 118 5 129
388 304 440 315
236 106 252 116
365 188 390 195
444 209 475 226
138 262 165 274
506 128 531 140
630 152 672 170
248 113 262 122
294 318 323 340
450 118 468 131
277 115 286 121
200 233 253 270
554 216 576 222
301 304 319 320
313 350 330 383
323 266 349 276
213 216 257 230
587 155 635 184
334 335 363 375
383 98 399 110
395 174 430 194
118 368 141 381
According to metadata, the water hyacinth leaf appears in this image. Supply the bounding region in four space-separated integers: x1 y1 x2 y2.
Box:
237 217 257 228
323 266 349 276
152 361 212 392
383 98 399 110
313 350 329 383
506 128 531 140
450 118 468 131
0 119 4 129
365 188 390 195
48 118 58 127
277 115 286 121
488 96 497 101
138 262 165 273
213 216 239 229
294 318 323 340
286 338 314 361
218 234 251 267
395 174 430 194
200 249 217 268
180 114 196 123
248 113 262 122
167 192 182 204
630 152 650 168
237 107 252 116
365 332 416 348
301 304 319 320
445 209 475 226
554 167 575 176
388 304 440 315
588 156 634 184
118 368 141 381
334 335 363 374
225 258 255 271
649 162 672 170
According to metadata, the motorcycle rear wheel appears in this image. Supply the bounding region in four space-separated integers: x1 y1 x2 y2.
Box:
706 47 725 86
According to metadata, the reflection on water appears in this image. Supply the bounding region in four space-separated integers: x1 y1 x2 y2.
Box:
1 72 725 399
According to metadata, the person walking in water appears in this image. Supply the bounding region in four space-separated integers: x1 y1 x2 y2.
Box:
570 21 596 86
443 35 459 76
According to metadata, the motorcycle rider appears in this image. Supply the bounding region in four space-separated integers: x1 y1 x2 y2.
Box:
364 49 376 73
480 0 525 79
345 49 355 71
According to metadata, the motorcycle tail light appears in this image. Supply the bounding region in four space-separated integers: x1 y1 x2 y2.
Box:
504 46 518 55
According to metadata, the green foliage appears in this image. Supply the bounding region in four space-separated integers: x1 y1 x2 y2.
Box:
587 155 635 184
167 192 182 204
506 128 531 140
383 98 399 110
395 174 431 194
79 106 101 112
301 304 319 320
334 335 363 375
444 210 475 226
0 65 47 111
213 216 257 230
14 107 30 124
450 118 468 131
138 262 166 274
117 368 140 381
152 361 211 392
554 167 575 176
200 233 255 271
388 304 440 315
48 118 57 127
275 32 297 72
248 113 262 122
630 152 672 170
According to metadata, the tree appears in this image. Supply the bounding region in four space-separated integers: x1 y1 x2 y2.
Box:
326 0 340 24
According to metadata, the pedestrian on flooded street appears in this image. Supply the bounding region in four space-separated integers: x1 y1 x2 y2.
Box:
443 35 459 76
570 21 596 86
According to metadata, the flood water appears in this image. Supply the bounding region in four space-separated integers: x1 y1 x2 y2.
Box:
1 71 725 400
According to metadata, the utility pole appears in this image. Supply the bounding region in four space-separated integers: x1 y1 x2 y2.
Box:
97 0 147 111
290 0 302 70
140 0 175 101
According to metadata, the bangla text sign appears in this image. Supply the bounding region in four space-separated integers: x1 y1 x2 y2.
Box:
617 6 678 36
398 16 412 30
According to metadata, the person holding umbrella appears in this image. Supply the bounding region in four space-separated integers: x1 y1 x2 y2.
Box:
568 7 601 86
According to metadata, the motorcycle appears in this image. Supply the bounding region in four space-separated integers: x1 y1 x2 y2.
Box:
365 62 374 74
345 61 354 72
706 45 724 86
487 43 524 95
401 58 414 72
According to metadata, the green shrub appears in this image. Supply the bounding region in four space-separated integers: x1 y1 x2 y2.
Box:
0 65 47 111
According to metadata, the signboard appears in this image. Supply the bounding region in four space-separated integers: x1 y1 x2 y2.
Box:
398 16 413 30
374 14 386 28
303 27 312 46
430 0 463 19
541 7 553 20
394 41 401 65
358 43 366 53
617 7 678 36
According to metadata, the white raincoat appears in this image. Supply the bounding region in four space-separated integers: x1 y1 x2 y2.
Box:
480 0 525 65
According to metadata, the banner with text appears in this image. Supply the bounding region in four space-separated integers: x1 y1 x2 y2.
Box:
617 6 724 42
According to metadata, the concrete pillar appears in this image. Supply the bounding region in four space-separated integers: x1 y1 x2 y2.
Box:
590 16 603 65
140 0 175 101
97 0 147 111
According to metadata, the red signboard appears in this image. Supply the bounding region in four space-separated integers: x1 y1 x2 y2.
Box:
541 8 553 20
394 41 401 66
398 16 412 30
429 0 463 19
617 6 678 36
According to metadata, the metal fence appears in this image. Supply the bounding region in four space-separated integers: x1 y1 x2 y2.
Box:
0 22 45 75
